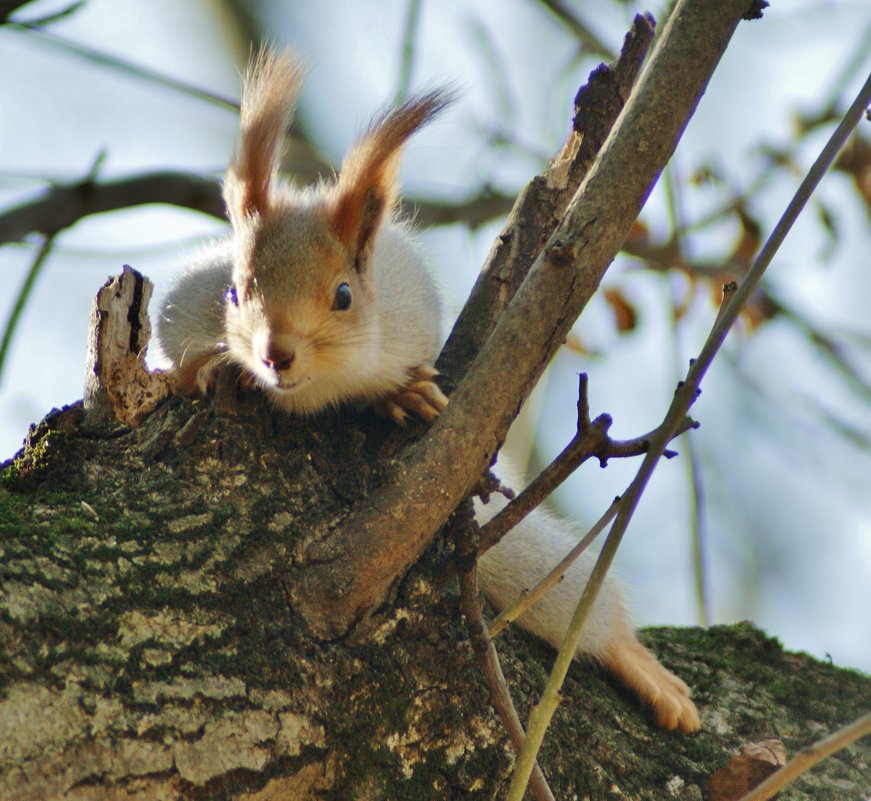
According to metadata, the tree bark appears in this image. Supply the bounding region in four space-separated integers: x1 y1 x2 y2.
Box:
5 2 868 800
293 0 756 638
1 400 869 800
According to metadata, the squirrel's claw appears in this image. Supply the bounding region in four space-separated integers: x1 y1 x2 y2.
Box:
375 365 448 425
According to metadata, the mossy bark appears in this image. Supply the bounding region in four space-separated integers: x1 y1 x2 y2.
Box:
1 396 869 801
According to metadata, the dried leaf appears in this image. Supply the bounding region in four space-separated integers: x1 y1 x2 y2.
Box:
728 207 762 269
564 332 595 356
708 739 787 801
624 219 650 248
834 132 871 214
603 287 638 333
740 291 779 333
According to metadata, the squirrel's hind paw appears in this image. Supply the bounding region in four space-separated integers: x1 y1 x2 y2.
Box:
374 365 448 425
601 630 700 733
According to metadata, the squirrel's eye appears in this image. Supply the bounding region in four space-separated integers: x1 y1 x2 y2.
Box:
225 285 239 307
332 282 352 311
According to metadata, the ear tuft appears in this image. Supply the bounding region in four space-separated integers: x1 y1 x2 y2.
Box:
224 48 306 223
330 89 456 272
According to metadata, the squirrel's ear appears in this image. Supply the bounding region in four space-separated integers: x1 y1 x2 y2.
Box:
224 48 305 224
329 90 453 273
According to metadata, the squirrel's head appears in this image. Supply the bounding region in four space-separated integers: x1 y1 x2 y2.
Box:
222 200 381 407
220 48 452 410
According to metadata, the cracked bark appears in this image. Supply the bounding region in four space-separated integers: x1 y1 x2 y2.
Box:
295 0 760 637
3 1 868 799
1 402 869 799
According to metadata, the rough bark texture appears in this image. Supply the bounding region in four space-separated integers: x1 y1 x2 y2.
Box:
293 0 755 638
1 398 869 801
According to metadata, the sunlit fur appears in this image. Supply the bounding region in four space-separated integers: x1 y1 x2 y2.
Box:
224 199 441 415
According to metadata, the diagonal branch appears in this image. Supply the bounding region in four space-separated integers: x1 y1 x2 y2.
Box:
438 13 655 385
488 497 620 639
452 509 556 801
292 0 754 638
506 62 871 801
536 0 613 59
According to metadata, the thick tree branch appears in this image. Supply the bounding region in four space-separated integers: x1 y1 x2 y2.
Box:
292 0 753 637
438 13 655 384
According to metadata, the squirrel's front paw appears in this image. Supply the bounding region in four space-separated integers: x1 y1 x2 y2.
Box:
375 365 448 425
601 630 700 733
169 353 245 401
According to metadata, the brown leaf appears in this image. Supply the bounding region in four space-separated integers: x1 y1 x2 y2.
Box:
603 287 638 333
624 219 650 249
564 332 595 356
729 207 763 270
708 739 787 801
835 132 871 214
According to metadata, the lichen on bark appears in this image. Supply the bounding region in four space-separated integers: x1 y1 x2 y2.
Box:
1 396 869 800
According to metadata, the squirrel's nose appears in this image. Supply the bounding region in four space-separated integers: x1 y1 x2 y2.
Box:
261 343 295 372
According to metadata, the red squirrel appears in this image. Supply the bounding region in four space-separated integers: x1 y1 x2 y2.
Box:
156 49 700 733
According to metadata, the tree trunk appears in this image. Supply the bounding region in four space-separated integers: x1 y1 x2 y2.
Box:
1 398 869 801
3 2 869 798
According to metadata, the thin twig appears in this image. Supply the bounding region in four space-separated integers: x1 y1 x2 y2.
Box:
488 497 619 638
505 65 871 801
478 373 696 554
10 24 239 110
0 233 56 383
0 170 515 247
394 0 423 105
537 0 613 58
684 430 710 626
736 711 871 801
663 160 711 627
453 512 556 801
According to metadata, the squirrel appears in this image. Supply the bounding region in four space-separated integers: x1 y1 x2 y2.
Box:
155 49 700 734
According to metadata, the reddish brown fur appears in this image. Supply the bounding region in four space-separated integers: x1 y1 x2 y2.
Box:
224 49 306 221
329 91 454 271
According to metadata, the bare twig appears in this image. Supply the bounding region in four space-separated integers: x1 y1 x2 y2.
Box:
663 162 711 626
488 497 619 638
536 0 613 59
736 711 871 801
0 233 56 383
0 171 225 245
10 24 238 110
505 63 871 801
478 373 696 554
394 0 422 105
0 170 515 247
454 516 556 801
